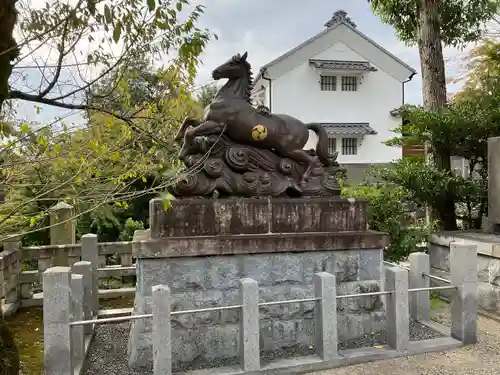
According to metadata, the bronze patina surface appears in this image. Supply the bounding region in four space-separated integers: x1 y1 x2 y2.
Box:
172 52 343 197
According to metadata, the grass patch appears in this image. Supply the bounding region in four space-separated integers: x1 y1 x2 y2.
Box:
430 292 448 309
6 308 43 375
100 296 134 309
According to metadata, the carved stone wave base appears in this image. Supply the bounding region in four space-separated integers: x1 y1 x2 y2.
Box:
169 134 341 197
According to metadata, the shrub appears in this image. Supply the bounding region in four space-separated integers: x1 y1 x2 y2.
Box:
342 182 435 262
118 217 145 241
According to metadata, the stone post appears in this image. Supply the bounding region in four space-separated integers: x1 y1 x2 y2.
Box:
81 234 99 316
2 240 21 306
152 285 172 375
50 202 76 266
71 274 85 368
43 267 73 375
488 136 500 231
386 267 409 352
120 249 134 285
313 272 338 360
72 261 93 335
450 243 478 345
239 277 260 372
408 252 430 322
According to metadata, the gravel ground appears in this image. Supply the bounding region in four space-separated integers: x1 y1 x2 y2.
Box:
308 307 500 375
83 319 442 374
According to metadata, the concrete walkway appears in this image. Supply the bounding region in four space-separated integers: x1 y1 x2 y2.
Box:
308 307 500 375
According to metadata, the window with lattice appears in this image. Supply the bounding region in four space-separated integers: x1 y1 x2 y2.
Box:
328 138 337 154
320 75 337 91
342 138 357 155
341 76 357 91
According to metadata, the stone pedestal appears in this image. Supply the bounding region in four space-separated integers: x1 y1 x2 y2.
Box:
128 197 389 369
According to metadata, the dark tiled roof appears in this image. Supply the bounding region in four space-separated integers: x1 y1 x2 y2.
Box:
321 123 377 136
310 59 377 72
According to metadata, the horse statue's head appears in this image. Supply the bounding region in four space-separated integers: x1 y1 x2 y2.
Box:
212 52 249 80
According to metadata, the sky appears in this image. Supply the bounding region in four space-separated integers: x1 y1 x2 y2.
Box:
13 0 474 125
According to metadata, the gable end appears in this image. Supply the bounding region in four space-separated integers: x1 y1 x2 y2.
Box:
255 10 416 85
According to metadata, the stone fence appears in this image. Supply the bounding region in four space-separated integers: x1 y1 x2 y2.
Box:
0 240 21 315
0 233 136 317
429 232 500 315
42 247 477 375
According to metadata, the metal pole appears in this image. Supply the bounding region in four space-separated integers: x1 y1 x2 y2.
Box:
383 261 410 271
171 304 243 316
70 313 152 326
408 285 457 293
422 272 451 284
258 297 320 307
337 290 393 299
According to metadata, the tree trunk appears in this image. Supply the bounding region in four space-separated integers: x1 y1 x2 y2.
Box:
416 0 457 230
0 0 19 111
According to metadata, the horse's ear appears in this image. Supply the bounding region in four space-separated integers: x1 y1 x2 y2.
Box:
235 53 241 60
241 51 248 61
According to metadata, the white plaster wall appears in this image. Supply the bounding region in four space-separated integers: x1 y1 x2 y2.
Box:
265 42 403 164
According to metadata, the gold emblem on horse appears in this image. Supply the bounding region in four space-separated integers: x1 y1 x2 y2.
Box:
251 124 267 140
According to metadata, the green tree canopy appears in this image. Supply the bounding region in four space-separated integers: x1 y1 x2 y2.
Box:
369 0 499 47
369 0 500 229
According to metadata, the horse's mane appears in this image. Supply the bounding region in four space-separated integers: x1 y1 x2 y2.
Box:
242 60 253 104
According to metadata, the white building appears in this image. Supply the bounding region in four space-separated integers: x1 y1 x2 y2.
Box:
252 10 417 182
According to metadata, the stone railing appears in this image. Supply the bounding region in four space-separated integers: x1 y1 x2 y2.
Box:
42 247 478 375
429 232 500 315
0 234 137 316
0 241 21 315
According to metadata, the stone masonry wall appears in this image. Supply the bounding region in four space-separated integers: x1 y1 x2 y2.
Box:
128 248 384 368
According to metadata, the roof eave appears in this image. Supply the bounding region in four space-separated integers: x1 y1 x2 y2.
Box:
256 20 417 80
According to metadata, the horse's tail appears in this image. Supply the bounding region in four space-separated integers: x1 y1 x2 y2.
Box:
306 123 331 167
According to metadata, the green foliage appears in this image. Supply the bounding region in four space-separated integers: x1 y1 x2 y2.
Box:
369 0 499 47
118 218 145 241
374 158 486 228
342 182 433 261
0 58 202 242
384 91 499 228
197 83 219 108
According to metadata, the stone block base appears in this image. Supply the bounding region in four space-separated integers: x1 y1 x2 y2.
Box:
128 249 384 368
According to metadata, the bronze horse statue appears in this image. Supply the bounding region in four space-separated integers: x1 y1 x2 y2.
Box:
176 52 334 181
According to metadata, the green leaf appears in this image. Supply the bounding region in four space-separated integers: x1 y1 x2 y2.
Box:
104 5 112 23
147 0 155 12
176 1 182 11
87 0 96 15
141 176 147 183
162 193 174 212
113 22 122 43
20 123 30 133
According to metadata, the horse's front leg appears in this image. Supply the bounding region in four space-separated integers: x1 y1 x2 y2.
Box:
185 120 225 141
175 117 201 142
179 121 226 160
